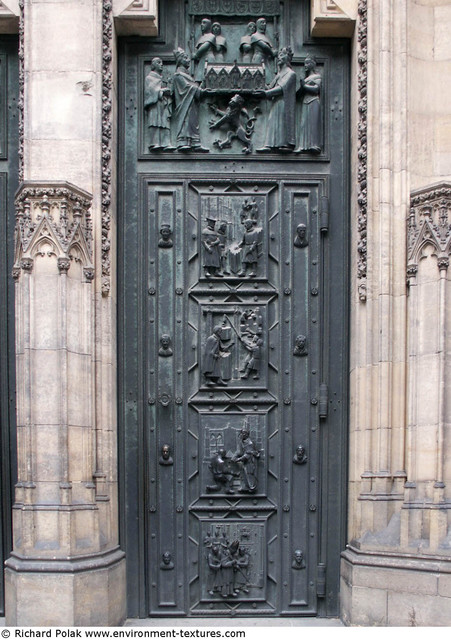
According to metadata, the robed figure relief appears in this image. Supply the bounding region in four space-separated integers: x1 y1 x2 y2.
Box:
172 48 209 152
297 55 322 154
212 22 227 62
251 17 277 82
240 22 257 63
257 47 296 153
193 18 217 81
144 58 174 152
232 427 260 493
202 216 222 277
202 325 234 387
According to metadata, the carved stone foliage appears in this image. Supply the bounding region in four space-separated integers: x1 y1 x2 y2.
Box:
407 183 451 277
102 0 113 296
357 0 368 302
13 183 94 280
18 0 24 180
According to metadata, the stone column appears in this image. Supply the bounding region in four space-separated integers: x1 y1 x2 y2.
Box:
5 0 125 626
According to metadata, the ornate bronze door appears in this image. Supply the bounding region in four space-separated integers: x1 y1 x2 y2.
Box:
0 36 19 615
120 0 349 618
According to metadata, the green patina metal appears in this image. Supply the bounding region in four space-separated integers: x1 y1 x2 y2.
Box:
118 0 349 618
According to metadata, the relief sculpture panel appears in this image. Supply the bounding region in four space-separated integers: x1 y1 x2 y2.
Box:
200 303 267 389
140 7 325 157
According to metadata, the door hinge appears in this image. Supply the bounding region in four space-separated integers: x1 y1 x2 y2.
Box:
317 563 326 598
320 196 329 233
319 383 328 419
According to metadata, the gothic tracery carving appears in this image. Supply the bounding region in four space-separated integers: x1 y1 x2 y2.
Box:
407 183 451 279
13 184 94 280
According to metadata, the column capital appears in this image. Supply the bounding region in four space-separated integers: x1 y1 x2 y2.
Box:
113 0 158 36
0 0 19 34
310 0 357 38
408 182 451 275
13 181 94 281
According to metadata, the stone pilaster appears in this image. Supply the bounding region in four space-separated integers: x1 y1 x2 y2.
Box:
5 0 125 626
403 183 451 550
342 1 451 625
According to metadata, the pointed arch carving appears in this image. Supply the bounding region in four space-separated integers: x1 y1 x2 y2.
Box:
408 183 451 281
13 182 94 282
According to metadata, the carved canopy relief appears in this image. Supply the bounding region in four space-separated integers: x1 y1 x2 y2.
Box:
407 183 451 279
113 0 158 36
310 0 357 37
13 182 94 282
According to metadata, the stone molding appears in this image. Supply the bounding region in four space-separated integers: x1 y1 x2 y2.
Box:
113 0 158 36
6 546 126 574
0 0 19 33
311 0 357 38
407 182 451 279
356 0 367 302
102 0 113 297
13 182 94 282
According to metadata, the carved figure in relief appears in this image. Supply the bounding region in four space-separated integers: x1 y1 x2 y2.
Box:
159 444 174 466
292 549 306 570
220 541 238 597
293 334 308 357
205 528 252 599
294 223 308 248
193 18 216 82
293 445 308 465
296 56 322 154
238 218 262 276
233 545 250 594
207 543 223 595
257 47 296 153
232 427 260 493
240 22 257 63
202 216 222 277
209 94 258 154
202 325 234 387
172 48 209 152
207 448 237 494
160 551 175 570
144 57 175 152
212 22 227 62
217 221 230 275
240 333 264 380
159 334 173 357
251 17 277 81
158 223 173 247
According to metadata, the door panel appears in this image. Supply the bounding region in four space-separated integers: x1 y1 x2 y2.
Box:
0 37 19 615
119 0 349 618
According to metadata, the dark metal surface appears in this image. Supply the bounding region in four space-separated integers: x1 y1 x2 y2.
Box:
0 36 19 616
118 0 349 618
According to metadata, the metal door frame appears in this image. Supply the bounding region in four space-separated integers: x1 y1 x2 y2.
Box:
117 2 350 617
0 35 19 616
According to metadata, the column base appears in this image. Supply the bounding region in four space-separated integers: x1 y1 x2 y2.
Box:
341 544 451 626
5 548 126 626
